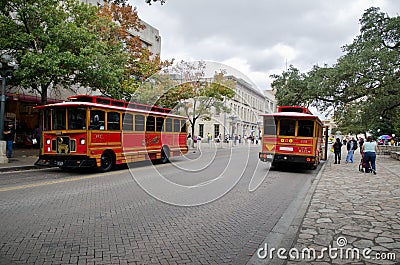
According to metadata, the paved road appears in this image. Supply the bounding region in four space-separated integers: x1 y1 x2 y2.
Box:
0 145 321 264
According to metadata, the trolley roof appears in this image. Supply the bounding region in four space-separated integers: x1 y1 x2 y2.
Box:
260 112 319 118
36 95 187 119
260 112 323 124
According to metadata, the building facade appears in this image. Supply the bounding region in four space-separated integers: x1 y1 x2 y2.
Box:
192 76 275 141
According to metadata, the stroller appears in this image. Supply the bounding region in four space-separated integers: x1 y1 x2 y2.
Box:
359 152 372 173
358 152 366 172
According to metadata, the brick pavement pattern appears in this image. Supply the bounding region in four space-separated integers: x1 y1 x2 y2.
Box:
0 146 313 264
287 151 400 265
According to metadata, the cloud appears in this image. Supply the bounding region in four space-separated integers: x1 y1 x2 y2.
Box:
133 0 400 90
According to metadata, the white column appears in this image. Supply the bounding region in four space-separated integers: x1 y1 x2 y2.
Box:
0 141 9 163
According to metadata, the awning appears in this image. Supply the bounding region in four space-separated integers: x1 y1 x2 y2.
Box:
6 93 62 104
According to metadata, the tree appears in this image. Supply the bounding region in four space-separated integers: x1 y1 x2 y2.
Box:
270 65 310 107
0 0 172 105
144 0 166 5
98 1 173 99
0 0 128 105
271 7 400 136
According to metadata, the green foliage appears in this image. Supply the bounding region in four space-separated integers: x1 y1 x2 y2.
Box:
0 0 127 104
0 0 171 104
270 66 310 107
144 0 166 5
271 7 400 136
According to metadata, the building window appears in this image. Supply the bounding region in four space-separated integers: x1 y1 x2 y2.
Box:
199 124 204 138
214 124 220 139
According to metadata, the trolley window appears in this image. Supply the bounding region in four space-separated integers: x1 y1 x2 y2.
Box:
279 119 295 136
107 112 120 130
263 116 276 135
165 118 173 132
156 117 164 132
297 120 314 137
146 116 155 131
122 113 133 131
89 110 105 130
44 109 51 131
180 120 187 133
135 115 145 131
52 108 66 130
173 119 180 132
68 107 87 130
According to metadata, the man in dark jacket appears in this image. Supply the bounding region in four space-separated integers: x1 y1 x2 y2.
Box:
333 138 343 164
3 123 16 158
345 137 358 163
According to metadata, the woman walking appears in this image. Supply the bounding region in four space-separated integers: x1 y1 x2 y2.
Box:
362 136 378 174
333 138 343 164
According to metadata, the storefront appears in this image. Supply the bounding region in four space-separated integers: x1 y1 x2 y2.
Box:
5 93 61 147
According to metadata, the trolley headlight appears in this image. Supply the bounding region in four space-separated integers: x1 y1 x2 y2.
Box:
80 138 86 145
46 139 51 145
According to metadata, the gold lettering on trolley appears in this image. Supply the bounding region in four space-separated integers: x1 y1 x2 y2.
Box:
145 135 160 146
93 134 104 140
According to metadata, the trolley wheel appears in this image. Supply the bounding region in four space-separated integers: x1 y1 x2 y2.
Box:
99 151 115 172
160 146 170 164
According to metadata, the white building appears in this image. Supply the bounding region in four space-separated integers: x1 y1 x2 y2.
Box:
192 76 275 141
264 90 277 113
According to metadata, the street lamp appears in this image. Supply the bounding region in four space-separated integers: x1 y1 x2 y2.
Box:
230 115 237 141
257 120 262 139
223 96 226 142
0 54 16 140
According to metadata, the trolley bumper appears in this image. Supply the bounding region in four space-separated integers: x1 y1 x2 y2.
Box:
259 152 316 164
35 155 97 168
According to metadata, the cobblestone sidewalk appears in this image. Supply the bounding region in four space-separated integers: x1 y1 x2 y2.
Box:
287 151 400 265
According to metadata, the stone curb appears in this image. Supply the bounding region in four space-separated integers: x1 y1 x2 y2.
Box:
0 165 39 172
246 156 330 265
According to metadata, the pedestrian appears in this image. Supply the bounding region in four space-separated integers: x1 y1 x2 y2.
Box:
361 136 377 174
207 133 211 143
3 123 16 158
187 133 192 147
32 126 41 147
358 137 364 154
345 137 358 163
332 138 343 164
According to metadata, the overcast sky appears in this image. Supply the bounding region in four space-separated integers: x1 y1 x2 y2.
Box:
131 0 400 92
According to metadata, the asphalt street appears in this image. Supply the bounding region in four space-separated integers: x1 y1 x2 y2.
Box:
0 144 322 264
